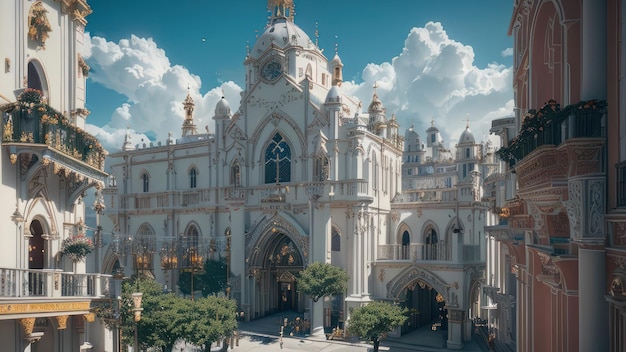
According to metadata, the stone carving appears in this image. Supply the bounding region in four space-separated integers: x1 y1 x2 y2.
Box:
563 180 582 238
56 315 68 330
588 180 604 235
386 268 450 303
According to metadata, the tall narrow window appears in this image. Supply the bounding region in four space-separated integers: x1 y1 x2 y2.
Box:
265 133 291 184
331 228 341 251
401 230 410 260
189 168 197 189
231 161 241 186
142 173 149 192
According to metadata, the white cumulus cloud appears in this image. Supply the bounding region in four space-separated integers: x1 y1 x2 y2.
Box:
82 34 242 153
342 21 512 147
501 47 514 57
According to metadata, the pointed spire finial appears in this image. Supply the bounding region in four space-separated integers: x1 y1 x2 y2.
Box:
431 118 435 127
465 113 470 129
334 35 339 55
315 21 319 47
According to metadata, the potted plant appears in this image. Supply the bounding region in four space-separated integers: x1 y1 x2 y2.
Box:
61 234 95 262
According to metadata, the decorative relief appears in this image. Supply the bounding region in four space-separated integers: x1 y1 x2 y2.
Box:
588 180 604 235
56 315 68 330
19 318 36 335
563 180 582 238
386 268 450 303
28 2 52 49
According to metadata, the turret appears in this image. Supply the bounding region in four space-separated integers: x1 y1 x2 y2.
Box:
181 90 197 137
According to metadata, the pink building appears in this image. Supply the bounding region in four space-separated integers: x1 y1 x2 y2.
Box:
486 0 626 351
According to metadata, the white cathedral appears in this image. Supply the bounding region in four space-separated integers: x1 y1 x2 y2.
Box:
102 0 499 348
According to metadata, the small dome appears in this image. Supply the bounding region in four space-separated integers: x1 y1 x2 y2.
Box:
325 85 342 104
368 92 384 114
250 20 315 59
458 127 475 144
215 96 231 117
331 54 343 66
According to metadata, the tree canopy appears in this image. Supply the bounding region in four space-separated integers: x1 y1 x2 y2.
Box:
95 274 238 352
297 262 348 302
348 301 408 352
178 257 229 297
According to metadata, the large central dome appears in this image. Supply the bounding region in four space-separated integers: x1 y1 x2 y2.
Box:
250 19 315 59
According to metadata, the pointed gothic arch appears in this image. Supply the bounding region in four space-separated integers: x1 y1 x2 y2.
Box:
264 132 292 184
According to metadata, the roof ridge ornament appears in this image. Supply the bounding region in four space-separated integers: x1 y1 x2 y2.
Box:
268 0 295 23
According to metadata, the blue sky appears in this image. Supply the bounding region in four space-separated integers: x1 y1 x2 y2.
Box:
82 0 514 153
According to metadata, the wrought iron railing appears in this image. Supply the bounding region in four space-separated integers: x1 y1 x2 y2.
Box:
2 102 105 170
495 99 606 166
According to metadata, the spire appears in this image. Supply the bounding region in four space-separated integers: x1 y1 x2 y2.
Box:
465 113 470 129
122 126 135 151
182 88 197 136
268 0 295 24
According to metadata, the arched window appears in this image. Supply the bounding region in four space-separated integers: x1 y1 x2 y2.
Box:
265 133 291 184
231 161 241 186
465 148 470 158
331 228 341 251
401 230 410 260
142 173 149 192
424 228 438 260
182 225 202 269
133 223 156 271
189 168 197 189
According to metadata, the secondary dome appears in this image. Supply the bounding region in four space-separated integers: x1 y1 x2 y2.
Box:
458 127 475 144
215 96 231 117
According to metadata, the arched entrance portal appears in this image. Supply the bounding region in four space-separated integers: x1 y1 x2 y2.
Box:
250 232 305 318
399 280 447 335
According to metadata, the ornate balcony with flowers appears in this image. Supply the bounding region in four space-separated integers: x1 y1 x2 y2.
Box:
1 88 107 188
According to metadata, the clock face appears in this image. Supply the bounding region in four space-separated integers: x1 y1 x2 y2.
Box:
262 60 282 81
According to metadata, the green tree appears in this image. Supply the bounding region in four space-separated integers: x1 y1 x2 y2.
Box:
178 257 230 297
297 262 348 302
138 293 189 352
181 296 238 351
348 301 408 352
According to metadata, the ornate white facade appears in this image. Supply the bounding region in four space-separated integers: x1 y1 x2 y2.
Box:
0 1 111 351
102 1 499 348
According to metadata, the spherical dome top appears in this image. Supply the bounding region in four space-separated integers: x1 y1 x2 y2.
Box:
325 85 342 104
215 96 231 117
368 92 384 114
250 20 315 59
458 127 476 145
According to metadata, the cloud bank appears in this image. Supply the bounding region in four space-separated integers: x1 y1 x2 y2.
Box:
83 21 512 153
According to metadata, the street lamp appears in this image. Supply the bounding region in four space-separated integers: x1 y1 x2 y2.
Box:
132 292 143 352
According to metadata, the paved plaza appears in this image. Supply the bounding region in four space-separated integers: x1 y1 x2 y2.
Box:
175 311 485 352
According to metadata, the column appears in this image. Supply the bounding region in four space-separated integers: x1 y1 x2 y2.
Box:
578 246 608 352
581 0 607 100
447 309 465 349
308 194 330 336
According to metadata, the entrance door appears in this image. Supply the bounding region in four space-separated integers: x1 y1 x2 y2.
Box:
278 281 297 311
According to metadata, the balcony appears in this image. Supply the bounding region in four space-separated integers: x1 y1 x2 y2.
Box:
377 243 452 261
0 268 111 298
495 99 606 167
1 89 106 181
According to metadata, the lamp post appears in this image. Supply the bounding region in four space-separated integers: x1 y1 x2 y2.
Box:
132 292 143 352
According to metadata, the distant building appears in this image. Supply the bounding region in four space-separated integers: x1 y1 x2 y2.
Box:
0 1 111 351
102 0 500 348
485 0 626 351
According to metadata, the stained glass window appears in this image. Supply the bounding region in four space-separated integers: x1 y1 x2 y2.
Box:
265 133 291 183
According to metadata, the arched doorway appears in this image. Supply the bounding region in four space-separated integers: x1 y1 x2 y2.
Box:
29 220 45 269
250 232 305 317
399 280 447 335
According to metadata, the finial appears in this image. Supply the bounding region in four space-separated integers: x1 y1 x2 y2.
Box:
246 41 250 56
315 21 319 47
430 118 434 127
465 113 470 129
334 35 339 55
